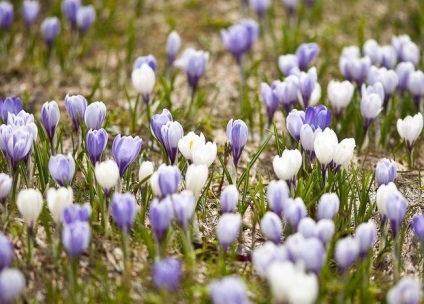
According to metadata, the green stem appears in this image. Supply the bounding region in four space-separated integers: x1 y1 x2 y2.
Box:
219 249 227 276
26 226 34 265
183 228 195 269
68 257 78 304
393 236 400 281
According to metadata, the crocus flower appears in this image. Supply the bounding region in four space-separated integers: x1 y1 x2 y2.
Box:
185 164 208 198
0 97 23 123
172 190 195 231
112 134 143 177
392 35 420 65
367 66 398 108
41 100 60 145
174 48 209 91
0 173 12 203
47 187 73 224
278 54 299 76
413 215 424 243
248 0 271 18
166 31 181 68
149 197 173 244
209 276 249 304
282 0 299 15
7 111 38 141
407 70 424 109
49 154 75 186
397 113 423 152
0 232 13 270
314 128 338 171
260 211 283 244
297 217 317 239
261 82 279 125
216 213 242 251
355 221 377 258
133 55 157 72
86 128 108 165
94 159 120 196
161 121 183 165
286 232 305 262
220 185 239 214
0 269 26 303
384 189 407 237
267 180 290 216
387 277 422 304
132 63 156 104
304 105 332 131
272 149 302 185
65 94 87 132
252 242 288 278
221 19 259 64
332 138 356 170
62 0 81 29
284 198 307 230
363 39 381 66
41 17 61 48
300 124 321 160
327 80 354 118
192 140 217 167
380 45 397 69
396 62 415 96
84 101 106 130
339 55 371 87
22 0 40 27
360 89 383 134
286 109 305 142
375 158 397 187
297 237 325 274
138 161 154 183
316 219 335 244
335 237 359 272
298 67 318 108
0 1 13 30
273 76 300 112
150 109 173 144
62 220 91 257
153 257 181 292
76 5 95 35
63 203 91 224
5 127 34 171
317 193 339 220
111 192 137 232
296 43 320 71
150 165 181 198
16 188 43 228
227 119 248 168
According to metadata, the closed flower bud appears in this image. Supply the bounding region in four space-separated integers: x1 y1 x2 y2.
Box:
47 187 73 224
161 121 184 165
286 232 305 262
132 64 156 102
333 138 356 170
0 1 13 30
227 119 248 168
172 190 195 231
375 158 397 187
286 109 305 142
316 219 335 244
298 67 318 108
220 185 239 213
84 101 106 130
153 257 181 292
273 149 302 183
49 154 75 186
267 180 289 216
111 192 137 232
387 277 422 304
355 221 377 258
5 127 34 170
408 71 424 108
149 197 173 243
62 221 91 257
380 45 397 69
298 217 317 239
166 31 181 67
0 173 12 201
273 76 299 111
304 104 332 131
63 203 91 224
248 0 271 18
317 192 340 220
0 269 26 303
138 161 154 183
335 237 359 272
252 241 288 278
192 141 217 167
260 211 283 244
261 82 279 125
413 215 424 243
397 112 423 152
62 0 81 28
22 0 40 27
0 96 22 123
133 55 157 72
186 164 208 198
76 5 95 35
17 188 43 227
216 213 241 251
94 160 120 195
0 232 13 270
209 276 249 304
314 128 338 167
278 54 299 76
296 43 320 71
112 134 143 177
300 124 321 158
298 237 325 274
150 165 181 198
363 39 381 65
361 90 383 132
41 100 60 144
376 182 399 217
41 17 60 48
285 197 307 230
86 128 108 165
174 48 209 90
396 62 415 95
65 94 87 132
327 80 354 117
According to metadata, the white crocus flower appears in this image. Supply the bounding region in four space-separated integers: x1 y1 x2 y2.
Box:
273 149 302 183
192 141 217 167
333 138 356 169
185 164 208 198
327 80 354 116
95 160 120 194
314 128 338 167
17 189 43 227
138 161 154 183
178 132 205 161
131 64 155 96
397 112 423 150
47 187 73 223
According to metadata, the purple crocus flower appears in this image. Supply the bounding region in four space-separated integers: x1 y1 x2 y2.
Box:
62 220 91 257
339 55 371 87
273 76 300 112
304 105 332 131
286 232 305 262
84 101 106 130
76 5 95 35
22 0 40 27
133 54 157 73
220 185 239 214
396 62 414 96
355 221 376 258
408 70 424 109
361 89 383 134
298 67 318 108
41 17 61 48
261 82 279 126
150 109 173 144
226 118 248 168
0 232 13 270
296 43 320 71
248 0 271 18
267 180 290 216
286 109 305 142
161 121 183 165
112 134 143 177
149 197 173 244
151 165 181 198
209 276 249 304
260 211 283 244
317 193 339 220
0 97 23 123
48 154 75 186
172 190 195 231
284 198 307 230
316 219 335 244
367 66 398 109
111 192 137 233
65 94 87 132
166 31 181 68
0 269 26 304
385 191 407 237
375 158 397 187
216 213 242 251
63 203 92 224
174 48 209 91
153 257 181 292
62 0 81 29
387 277 422 304
298 237 325 274
0 1 13 30
86 128 108 165
335 237 359 272
221 19 259 65
41 100 60 145
5 127 33 171
413 215 424 243
0 124 12 156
